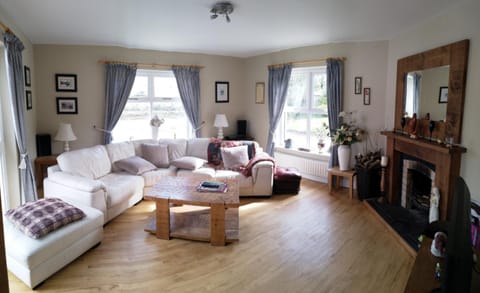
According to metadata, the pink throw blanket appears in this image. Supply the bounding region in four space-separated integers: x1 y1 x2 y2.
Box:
240 154 275 177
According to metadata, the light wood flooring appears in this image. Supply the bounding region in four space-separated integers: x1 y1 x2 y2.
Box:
7 179 414 292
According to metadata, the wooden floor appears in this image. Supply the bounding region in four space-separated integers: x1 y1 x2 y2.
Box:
7 180 414 292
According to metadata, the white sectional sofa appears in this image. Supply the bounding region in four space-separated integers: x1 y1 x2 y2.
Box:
44 138 274 224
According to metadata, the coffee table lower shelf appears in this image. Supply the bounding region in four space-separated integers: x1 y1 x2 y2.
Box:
144 205 239 244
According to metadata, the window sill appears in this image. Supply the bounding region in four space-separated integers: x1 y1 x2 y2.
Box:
274 147 330 161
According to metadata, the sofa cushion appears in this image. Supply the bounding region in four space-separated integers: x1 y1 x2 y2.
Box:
114 156 157 175
57 145 111 179
171 156 206 170
158 139 187 161
106 141 136 172
132 139 158 157
177 167 215 178
99 173 144 208
142 166 177 187
5 198 86 239
186 138 210 160
221 145 249 169
215 170 253 188
141 144 169 168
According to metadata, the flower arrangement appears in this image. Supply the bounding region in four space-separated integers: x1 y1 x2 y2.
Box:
328 111 364 146
150 115 165 128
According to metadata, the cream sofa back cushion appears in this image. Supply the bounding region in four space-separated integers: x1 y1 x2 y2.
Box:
105 142 136 172
57 145 111 179
186 138 209 160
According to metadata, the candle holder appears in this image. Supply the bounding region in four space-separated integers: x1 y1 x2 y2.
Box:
380 156 388 197
429 120 435 141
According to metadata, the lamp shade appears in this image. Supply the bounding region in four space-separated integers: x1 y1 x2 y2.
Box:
55 123 77 142
214 114 229 128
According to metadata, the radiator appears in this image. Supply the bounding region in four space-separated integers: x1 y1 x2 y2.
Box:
274 151 329 183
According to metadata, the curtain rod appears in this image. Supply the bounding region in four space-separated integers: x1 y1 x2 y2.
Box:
0 20 11 33
268 57 346 68
98 60 204 69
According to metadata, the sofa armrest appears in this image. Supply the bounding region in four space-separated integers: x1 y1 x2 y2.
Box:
47 171 105 193
251 160 274 183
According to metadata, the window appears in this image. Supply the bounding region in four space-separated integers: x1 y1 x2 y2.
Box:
112 69 191 142
276 66 330 152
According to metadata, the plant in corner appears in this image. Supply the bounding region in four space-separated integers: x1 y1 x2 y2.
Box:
326 111 365 170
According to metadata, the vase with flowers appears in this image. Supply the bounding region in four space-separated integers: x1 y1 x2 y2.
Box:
328 111 364 170
150 115 165 140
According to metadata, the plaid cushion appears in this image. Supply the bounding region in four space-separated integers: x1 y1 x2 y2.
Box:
5 198 86 239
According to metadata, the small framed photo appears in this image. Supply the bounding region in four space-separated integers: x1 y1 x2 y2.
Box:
354 76 362 94
215 81 229 103
363 87 371 105
25 90 32 110
55 74 77 92
24 66 31 87
255 82 265 104
56 97 78 114
438 86 448 103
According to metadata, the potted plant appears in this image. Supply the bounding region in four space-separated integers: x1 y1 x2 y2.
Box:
328 111 364 170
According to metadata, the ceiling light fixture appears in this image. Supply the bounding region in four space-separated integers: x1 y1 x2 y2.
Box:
210 2 234 23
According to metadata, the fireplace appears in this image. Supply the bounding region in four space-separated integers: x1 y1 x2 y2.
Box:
400 157 435 213
368 132 467 254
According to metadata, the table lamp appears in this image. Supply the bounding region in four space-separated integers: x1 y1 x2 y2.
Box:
214 114 229 139
55 123 77 152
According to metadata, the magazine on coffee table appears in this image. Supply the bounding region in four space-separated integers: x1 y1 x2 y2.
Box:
196 181 228 193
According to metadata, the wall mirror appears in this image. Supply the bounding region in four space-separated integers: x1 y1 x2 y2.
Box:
394 39 469 144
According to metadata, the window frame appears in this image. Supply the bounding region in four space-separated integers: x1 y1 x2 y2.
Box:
111 69 192 142
276 66 329 152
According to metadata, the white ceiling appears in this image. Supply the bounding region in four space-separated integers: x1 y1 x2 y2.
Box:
0 0 462 58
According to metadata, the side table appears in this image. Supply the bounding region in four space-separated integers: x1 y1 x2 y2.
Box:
34 155 58 198
328 166 357 199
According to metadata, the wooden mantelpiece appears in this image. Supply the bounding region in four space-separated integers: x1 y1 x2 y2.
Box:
382 131 466 220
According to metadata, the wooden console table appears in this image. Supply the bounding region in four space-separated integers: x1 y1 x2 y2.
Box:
328 167 356 200
34 155 58 198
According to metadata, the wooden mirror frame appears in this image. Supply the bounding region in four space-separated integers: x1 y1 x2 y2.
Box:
394 39 469 144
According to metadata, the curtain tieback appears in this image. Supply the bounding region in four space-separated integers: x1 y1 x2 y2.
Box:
19 153 27 169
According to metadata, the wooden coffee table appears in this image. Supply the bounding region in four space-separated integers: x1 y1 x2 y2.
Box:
144 176 240 246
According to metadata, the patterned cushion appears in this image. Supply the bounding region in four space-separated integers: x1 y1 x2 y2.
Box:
5 198 86 239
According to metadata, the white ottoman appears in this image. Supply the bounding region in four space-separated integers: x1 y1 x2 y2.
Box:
4 203 104 289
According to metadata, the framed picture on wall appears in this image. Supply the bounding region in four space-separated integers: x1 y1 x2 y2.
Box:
255 82 265 104
354 76 362 94
215 81 229 103
57 97 78 114
25 90 32 110
55 74 77 92
438 86 448 103
24 66 31 87
363 87 371 105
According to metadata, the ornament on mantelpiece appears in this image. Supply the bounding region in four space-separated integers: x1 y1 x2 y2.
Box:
429 187 440 223
407 113 417 138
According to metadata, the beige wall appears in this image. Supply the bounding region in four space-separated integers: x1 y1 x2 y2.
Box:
243 41 389 155
0 8 36 208
34 45 246 154
385 0 480 201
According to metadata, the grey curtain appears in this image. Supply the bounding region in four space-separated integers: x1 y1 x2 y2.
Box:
172 66 201 137
266 64 292 155
326 59 344 168
412 73 421 114
103 63 137 144
3 32 37 203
